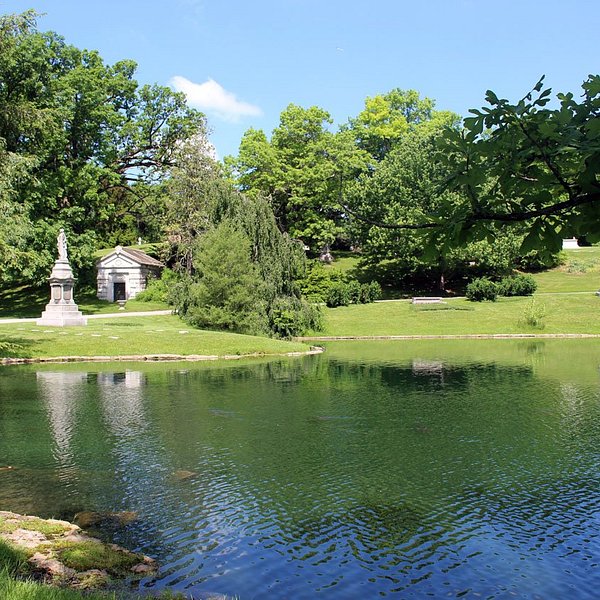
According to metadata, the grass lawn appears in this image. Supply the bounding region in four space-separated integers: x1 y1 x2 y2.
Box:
533 247 600 293
323 247 600 296
314 247 600 337
0 285 169 319
318 293 600 337
0 314 310 360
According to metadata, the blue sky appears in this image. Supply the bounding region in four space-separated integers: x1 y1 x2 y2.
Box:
2 0 599 158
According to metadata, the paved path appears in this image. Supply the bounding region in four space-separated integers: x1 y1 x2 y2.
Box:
0 310 173 325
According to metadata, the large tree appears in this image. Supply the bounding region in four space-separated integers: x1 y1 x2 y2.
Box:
349 76 600 257
345 88 437 160
229 104 370 253
0 11 206 284
347 115 523 290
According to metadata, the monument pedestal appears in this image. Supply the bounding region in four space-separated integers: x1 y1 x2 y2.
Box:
37 259 87 327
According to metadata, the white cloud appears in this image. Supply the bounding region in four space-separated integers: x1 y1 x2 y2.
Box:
171 76 262 122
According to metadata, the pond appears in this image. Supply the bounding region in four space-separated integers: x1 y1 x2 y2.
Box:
1 339 599 599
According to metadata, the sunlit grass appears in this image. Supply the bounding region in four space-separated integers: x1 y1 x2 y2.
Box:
318 293 600 337
533 247 600 293
0 285 169 319
0 314 310 359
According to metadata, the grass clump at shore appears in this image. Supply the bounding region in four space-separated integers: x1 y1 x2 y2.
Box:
0 540 28 575
0 569 117 600
1 539 111 600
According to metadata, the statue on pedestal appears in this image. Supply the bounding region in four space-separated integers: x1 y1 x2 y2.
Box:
57 229 68 261
37 229 87 327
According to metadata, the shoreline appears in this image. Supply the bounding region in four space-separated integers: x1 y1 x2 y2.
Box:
297 333 600 341
0 346 325 366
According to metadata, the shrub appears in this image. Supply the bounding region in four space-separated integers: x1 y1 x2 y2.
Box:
346 279 362 304
135 268 178 303
175 222 270 336
298 262 382 308
465 277 498 302
522 298 546 329
498 274 537 296
326 280 352 307
297 262 339 303
268 296 323 338
360 281 382 303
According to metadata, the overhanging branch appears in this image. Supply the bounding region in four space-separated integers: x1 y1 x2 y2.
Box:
341 191 600 231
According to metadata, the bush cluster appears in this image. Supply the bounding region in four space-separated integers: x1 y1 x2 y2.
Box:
497 274 537 297
465 277 498 302
135 269 178 303
325 279 382 308
298 263 382 308
466 273 537 302
268 296 323 338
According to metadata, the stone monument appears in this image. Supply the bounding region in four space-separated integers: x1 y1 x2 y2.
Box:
37 229 87 326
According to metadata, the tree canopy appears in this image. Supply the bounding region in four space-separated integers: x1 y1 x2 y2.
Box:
0 11 205 284
347 76 600 259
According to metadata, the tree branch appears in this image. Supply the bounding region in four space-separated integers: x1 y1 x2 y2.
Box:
342 191 600 231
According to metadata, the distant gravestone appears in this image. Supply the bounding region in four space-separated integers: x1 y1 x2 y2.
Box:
37 229 87 327
562 238 579 249
412 297 443 304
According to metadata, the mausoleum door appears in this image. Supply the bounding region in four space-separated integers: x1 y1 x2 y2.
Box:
113 282 126 301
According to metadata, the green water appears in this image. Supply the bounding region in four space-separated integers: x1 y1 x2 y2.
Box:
0 339 599 598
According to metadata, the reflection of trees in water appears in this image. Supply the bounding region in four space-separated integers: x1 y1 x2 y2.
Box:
1 353 597 596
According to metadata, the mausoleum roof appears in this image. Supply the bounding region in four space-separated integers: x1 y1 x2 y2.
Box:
97 246 164 268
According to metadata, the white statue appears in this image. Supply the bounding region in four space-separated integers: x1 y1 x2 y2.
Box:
57 229 68 261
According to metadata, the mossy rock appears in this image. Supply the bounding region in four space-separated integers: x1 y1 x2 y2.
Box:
0 515 73 537
52 540 141 575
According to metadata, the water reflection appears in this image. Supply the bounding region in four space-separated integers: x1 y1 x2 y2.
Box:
0 340 599 598
37 371 87 471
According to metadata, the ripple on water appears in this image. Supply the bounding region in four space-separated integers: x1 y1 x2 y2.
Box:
1 346 600 599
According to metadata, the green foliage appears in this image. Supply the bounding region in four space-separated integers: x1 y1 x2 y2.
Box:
296 262 336 302
324 278 381 308
465 277 499 302
345 88 439 160
514 249 563 271
268 296 323 338
176 221 270 336
347 121 527 289
165 148 319 337
521 298 547 329
466 273 536 303
361 280 383 303
0 11 206 286
438 75 600 255
229 104 370 252
325 280 352 308
298 262 381 308
497 274 537 297
165 139 237 273
135 268 178 303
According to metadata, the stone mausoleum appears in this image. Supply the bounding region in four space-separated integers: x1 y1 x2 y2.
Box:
96 246 163 302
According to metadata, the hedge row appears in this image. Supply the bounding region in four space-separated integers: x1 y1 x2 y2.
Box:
466 274 537 302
